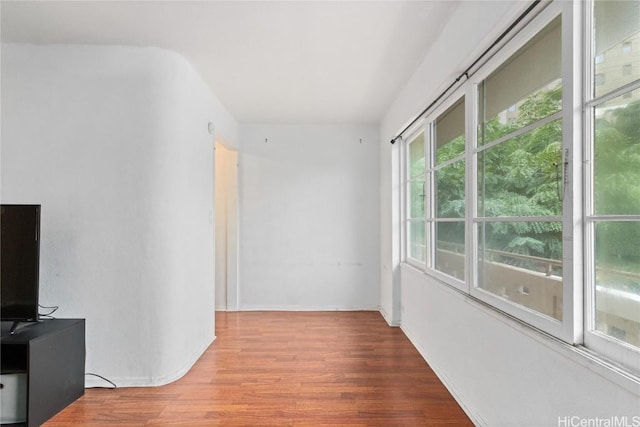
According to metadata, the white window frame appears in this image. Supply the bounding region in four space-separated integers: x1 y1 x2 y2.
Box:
403 124 427 269
424 90 468 291
583 0 640 374
399 0 640 374
467 1 582 344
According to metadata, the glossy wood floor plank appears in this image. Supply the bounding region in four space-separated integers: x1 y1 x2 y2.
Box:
45 311 472 426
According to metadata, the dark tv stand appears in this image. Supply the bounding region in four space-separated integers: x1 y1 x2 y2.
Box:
1 319 85 426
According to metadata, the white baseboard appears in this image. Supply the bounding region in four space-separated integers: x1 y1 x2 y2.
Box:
379 306 399 326
85 335 217 388
237 305 380 312
400 323 485 427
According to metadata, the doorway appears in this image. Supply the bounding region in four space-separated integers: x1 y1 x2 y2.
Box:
214 143 239 311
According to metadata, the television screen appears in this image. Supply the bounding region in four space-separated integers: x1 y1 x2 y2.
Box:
1 204 41 322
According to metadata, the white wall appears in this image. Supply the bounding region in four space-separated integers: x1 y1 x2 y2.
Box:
239 124 379 310
379 1 640 425
1 43 238 386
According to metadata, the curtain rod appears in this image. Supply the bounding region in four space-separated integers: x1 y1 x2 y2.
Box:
390 0 543 144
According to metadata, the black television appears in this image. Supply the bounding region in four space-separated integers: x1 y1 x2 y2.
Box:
1 204 41 325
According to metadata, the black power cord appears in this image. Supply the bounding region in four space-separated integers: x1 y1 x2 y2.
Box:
38 303 59 319
85 373 117 389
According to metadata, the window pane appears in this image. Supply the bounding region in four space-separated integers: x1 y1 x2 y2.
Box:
436 135 465 165
435 221 465 280
408 133 425 178
594 89 640 215
408 220 426 263
407 131 426 264
409 180 425 218
436 160 465 218
594 221 640 347
436 98 465 163
479 17 562 145
477 221 563 320
477 120 563 218
594 0 640 98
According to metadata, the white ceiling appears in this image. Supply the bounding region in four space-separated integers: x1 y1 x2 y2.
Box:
1 1 459 124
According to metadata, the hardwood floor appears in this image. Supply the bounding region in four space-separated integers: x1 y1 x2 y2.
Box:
45 311 472 426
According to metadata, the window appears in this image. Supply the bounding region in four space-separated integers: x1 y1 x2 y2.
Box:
405 131 426 264
403 96 466 286
593 1 639 98
399 0 640 373
475 16 564 324
585 0 640 370
430 97 466 282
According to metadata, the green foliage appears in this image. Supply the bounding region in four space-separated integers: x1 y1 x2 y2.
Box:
436 135 465 164
474 86 563 269
408 136 426 219
594 101 640 216
432 85 639 282
518 84 562 125
433 85 566 269
594 100 640 282
611 100 640 142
